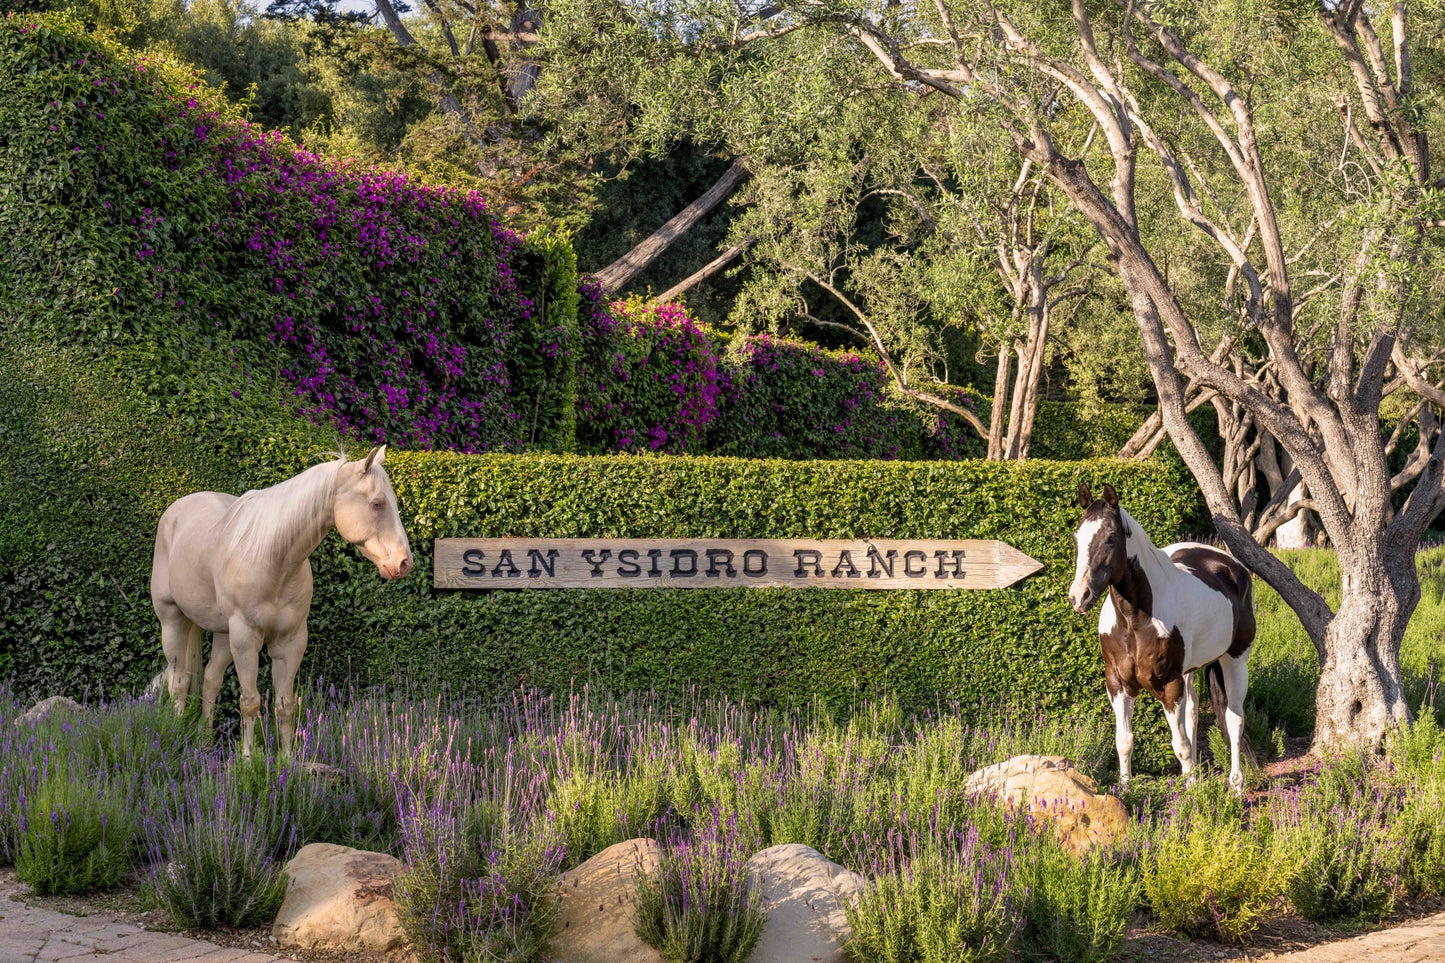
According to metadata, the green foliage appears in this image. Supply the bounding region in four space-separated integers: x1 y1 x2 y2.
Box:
1284 805 1397 924
0 13 581 452
1141 816 1290 942
1395 784 1445 898
1027 403 1151 462
393 803 562 963
17 766 136 895
842 831 1018 963
0 321 1202 771
634 810 767 963
1013 843 1136 963
144 784 291 928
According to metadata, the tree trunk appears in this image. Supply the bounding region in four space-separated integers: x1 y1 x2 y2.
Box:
655 237 753 302
1010 304 1050 459
1314 553 1416 750
593 159 750 292
987 344 1013 460
1274 484 1314 549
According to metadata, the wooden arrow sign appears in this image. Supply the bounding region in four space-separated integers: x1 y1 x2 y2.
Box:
434 538 1044 590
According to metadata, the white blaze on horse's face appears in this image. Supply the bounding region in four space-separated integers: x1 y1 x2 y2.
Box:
333 446 414 580
1069 482 1124 615
1070 517 1105 614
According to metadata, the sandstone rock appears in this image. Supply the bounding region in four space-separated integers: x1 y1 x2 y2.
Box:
272 843 404 952
543 838 665 963
746 843 867 963
291 760 348 785
965 754 1128 856
14 695 84 728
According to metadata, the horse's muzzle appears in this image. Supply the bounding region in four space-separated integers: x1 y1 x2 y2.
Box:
378 553 414 580
1070 587 1096 614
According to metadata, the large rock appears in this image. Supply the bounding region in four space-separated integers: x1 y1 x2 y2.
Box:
746 844 867 963
543 838 665 963
965 754 1128 856
272 843 404 952
14 695 84 728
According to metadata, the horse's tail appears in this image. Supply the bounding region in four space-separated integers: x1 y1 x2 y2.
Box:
185 622 203 710
1205 659 1256 768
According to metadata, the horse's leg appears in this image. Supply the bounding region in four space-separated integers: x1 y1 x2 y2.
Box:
201 631 233 730
229 617 265 759
1183 672 1200 769
157 607 200 715
268 626 306 760
1220 654 1250 793
1108 679 1136 786
1161 678 1194 781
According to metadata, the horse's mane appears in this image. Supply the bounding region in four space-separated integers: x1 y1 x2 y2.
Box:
222 455 344 565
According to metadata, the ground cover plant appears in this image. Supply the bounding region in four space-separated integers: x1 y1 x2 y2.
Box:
5 675 1445 963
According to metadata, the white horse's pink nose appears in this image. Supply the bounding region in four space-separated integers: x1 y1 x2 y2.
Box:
379 552 413 580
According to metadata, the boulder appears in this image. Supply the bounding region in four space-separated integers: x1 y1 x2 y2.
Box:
291 760 348 785
14 695 84 728
543 838 665 963
272 843 404 952
965 754 1128 856
745 844 867 963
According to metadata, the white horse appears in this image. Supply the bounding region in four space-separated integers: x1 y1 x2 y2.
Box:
150 447 413 757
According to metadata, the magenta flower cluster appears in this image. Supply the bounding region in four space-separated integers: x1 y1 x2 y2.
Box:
574 284 725 454
5 15 559 453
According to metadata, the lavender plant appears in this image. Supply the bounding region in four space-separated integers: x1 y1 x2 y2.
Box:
1013 840 1136 963
843 824 1019 963
16 765 136 895
1273 770 1400 924
143 770 295 928
633 808 767 963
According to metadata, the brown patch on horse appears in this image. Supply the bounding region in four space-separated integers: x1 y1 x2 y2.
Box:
1169 546 1256 657
1098 551 1190 710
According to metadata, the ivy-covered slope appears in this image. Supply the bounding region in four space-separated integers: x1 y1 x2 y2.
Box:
0 12 580 453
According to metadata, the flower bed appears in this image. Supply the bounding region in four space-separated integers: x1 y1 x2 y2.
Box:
5 684 1445 963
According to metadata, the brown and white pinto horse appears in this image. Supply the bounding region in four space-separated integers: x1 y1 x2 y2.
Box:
1069 483 1255 790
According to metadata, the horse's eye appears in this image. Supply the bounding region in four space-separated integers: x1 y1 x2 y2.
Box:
371 499 384 511
1106 535 1116 546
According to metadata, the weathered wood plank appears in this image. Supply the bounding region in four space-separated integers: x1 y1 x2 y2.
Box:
434 538 1044 590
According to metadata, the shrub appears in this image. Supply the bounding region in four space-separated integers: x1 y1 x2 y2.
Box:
0 13 580 453
550 765 675 868
634 808 767 963
144 776 294 928
1283 802 1397 924
708 334 971 461
575 291 724 453
1141 817 1289 942
394 794 564 963
1014 842 1135 963
1395 785 1445 897
843 825 1018 963
16 766 136 895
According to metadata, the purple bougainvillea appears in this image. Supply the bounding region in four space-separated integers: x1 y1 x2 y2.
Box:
574 287 724 454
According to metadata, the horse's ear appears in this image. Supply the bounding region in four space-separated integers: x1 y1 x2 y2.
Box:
363 445 386 473
1077 482 1091 508
1103 483 1118 507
